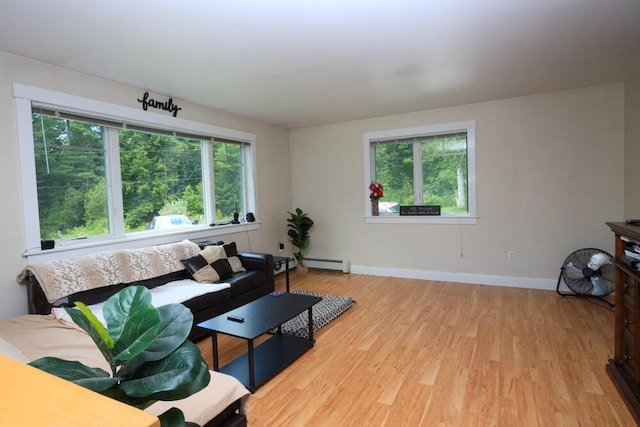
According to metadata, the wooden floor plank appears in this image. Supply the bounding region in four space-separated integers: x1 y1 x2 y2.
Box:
197 270 634 426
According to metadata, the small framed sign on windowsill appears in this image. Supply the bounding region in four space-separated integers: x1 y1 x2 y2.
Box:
399 205 441 216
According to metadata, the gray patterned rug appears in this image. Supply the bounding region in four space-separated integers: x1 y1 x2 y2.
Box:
280 289 354 338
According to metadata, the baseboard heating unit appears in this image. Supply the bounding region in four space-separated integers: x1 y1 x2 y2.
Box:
304 258 350 273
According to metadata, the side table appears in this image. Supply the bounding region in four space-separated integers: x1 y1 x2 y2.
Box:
273 255 294 292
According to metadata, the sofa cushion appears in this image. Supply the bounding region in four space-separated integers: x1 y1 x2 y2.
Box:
181 288 231 315
51 270 191 310
52 280 231 330
226 270 267 297
181 242 246 283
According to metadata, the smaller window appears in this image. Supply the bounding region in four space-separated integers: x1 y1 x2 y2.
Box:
363 121 476 224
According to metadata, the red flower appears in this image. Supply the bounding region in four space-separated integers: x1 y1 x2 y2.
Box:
369 181 384 200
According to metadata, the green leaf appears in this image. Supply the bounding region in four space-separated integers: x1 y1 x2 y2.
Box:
120 341 210 400
29 357 116 392
104 286 153 342
112 305 160 363
65 306 114 363
300 237 310 251
155 356 210 402
119 304 193 377
74 302 114 347
157 407 186 427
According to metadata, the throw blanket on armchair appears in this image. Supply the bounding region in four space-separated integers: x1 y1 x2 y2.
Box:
17 240 201 303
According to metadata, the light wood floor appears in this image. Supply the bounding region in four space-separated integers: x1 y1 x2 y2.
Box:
197 271 635 426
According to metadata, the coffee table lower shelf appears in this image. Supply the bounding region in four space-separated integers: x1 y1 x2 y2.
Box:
218 334 313 392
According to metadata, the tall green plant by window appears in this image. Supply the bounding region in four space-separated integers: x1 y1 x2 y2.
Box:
287 208 314 267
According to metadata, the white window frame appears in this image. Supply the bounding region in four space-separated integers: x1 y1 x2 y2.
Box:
363 120 477 225
14 83 259 261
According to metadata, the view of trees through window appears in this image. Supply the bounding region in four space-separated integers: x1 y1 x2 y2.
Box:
373 132 468 214
33 113 245 240
119 129 204 232
33 115 108 240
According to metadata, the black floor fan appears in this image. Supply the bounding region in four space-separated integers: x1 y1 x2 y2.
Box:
556 248 615 307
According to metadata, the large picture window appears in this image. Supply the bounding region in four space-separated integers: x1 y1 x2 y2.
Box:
15 84 257 255
363 121 476 224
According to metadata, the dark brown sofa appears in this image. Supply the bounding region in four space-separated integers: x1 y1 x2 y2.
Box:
23 243 275 342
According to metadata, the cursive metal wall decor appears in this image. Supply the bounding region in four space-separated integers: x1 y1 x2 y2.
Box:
137 91 182 117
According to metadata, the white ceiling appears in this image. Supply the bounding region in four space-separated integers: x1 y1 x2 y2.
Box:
1 0 639 128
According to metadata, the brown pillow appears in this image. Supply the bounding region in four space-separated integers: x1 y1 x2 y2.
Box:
181 242 245 282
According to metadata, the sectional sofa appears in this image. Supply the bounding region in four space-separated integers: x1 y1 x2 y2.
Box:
5 239 276 426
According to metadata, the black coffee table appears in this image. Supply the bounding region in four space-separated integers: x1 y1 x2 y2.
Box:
197 292 322 392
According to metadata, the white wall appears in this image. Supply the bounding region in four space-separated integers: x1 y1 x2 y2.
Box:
0 51 291 319
625 74 640 218
290 84 625 289
0 48 629 318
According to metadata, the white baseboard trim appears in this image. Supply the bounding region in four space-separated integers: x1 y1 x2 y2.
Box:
350 265 558 291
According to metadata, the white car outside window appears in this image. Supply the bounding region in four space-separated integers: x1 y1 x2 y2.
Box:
379 202 399 214
150 215 192 230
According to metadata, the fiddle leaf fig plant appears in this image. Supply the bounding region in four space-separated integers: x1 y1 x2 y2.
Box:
287 207 314 266
29 286 210 427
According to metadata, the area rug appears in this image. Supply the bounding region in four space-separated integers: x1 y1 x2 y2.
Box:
280 289 354 338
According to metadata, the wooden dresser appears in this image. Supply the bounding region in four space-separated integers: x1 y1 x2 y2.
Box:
607 221 640 423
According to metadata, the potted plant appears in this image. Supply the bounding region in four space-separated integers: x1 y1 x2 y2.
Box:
29 286 210 427
287 208 314 275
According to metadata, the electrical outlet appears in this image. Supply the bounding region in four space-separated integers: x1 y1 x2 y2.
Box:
278 242 284 254
507 250 516 261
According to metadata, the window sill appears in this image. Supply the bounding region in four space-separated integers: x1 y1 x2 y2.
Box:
23 222 261 262
365 215 478 225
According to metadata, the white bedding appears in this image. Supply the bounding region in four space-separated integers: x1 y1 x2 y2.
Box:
51 279 230 328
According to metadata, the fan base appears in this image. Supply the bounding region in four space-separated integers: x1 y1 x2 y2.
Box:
554 289 614 307
555 271 614 307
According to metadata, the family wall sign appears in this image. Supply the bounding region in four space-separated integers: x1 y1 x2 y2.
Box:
137 91 182 117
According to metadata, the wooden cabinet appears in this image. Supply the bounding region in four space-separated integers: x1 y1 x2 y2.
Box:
607 221 640 423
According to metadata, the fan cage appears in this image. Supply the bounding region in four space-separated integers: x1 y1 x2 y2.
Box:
559 247 615 297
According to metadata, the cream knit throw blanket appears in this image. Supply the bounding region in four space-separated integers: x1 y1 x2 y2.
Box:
17 240 201 303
